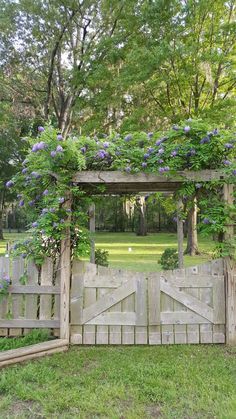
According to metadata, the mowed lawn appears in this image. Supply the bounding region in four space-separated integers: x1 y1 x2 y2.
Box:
1 232 234 419
0 345 235 418
0 231 215 272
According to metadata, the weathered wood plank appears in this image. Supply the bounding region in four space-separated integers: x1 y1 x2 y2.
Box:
10 258 25 336
9 285 60 294
70 261 84 325
0 320 59 328
83 264 97 344
177 198 184 269
161 292 174 344
73 170 224 184
0 257 10 336
224 257 236 345
213 277 225 324
86 312 136 325
96 288 110 344
39 258 53 325
135 276 147 326
148 274 160 325
24 260 39 335
0 339 68 362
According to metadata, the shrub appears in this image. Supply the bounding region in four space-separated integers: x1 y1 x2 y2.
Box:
95 249 109 267
160 248 178 270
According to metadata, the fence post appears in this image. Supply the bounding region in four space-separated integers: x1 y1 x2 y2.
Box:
223 184 236 345
177 197 184 269
60 194 72 341
89 203 96 263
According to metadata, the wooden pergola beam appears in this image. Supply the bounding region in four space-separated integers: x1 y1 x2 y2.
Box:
73 170 224 194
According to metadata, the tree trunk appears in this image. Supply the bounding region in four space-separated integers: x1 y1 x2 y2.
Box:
0 191 4 240
136 196 147 236
185 197 199 255
0 209 4 240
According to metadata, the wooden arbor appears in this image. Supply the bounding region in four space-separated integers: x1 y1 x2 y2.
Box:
70 169 235 345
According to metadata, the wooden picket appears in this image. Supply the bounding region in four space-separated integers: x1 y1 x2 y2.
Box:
0 256 60 336
70 259 226 345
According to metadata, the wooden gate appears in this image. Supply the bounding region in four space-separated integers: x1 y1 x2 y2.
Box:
70 259 225 345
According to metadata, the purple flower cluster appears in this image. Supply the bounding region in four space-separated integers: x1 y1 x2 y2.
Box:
96 149 109 159
225 143 233 149
203 218 210 224
19 200 24 207
31 171 41 179
147 132 153 138
171 150 178 157
58 197 65 204
80 147 86 154
103 142 110 149
200 136 210 144
223 160 231 166
22 168 28 174
32 141 47 152
159 166 170 173
57 134 63 141
43 189 49 196
38 126 45 132
142 162 147 168
32 222 38 228
51 145 64 158
6 180 14 188
184 126 191 133
124 134 132 142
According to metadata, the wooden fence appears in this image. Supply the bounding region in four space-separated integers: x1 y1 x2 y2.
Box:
0 256 60 337
0 257 227 345
70 259 226 345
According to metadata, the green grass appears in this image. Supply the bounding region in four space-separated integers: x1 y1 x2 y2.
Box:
0 345 235 418
0 330 51 352
0 231 215 272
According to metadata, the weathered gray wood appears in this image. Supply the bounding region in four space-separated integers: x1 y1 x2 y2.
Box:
224 257 236 345
213 277 225 324
96 287 110 344
177 198 184 269
82 279 136 324
74 170 224 185
161 280 214 322
0 257 10 336
83 264 97 344
0 346 68 368
9 285 60 294
135 276 147 326
161 312 210 324
0 339 68 362
148 274 160 325
60 195 71 342
70 261 84 325
10 257 25 336
24 261 39 334
86 312 136 325
186 287 200 344
0 320 59 328
89 203 96 263
39 258 53 324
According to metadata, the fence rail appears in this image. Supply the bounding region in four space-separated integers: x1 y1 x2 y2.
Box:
0 256 60 337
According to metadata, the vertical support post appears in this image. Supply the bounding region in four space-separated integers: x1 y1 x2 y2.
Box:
223 183 236 345
89 203 95 263
177 197 184 269
60 194 72 341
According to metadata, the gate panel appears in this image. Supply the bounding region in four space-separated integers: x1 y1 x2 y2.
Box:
70 260 226 345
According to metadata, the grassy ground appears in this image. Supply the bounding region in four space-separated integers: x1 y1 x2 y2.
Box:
0 231 215 272
1 232 232 419
0 345 235 418
0 330 51 352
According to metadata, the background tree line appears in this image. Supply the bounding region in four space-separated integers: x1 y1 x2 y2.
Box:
0 0 235 251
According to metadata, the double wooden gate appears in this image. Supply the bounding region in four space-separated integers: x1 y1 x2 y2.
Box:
70 259 225 345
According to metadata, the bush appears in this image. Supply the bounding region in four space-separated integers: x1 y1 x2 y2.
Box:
160 248 178 270
95 249 109 267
